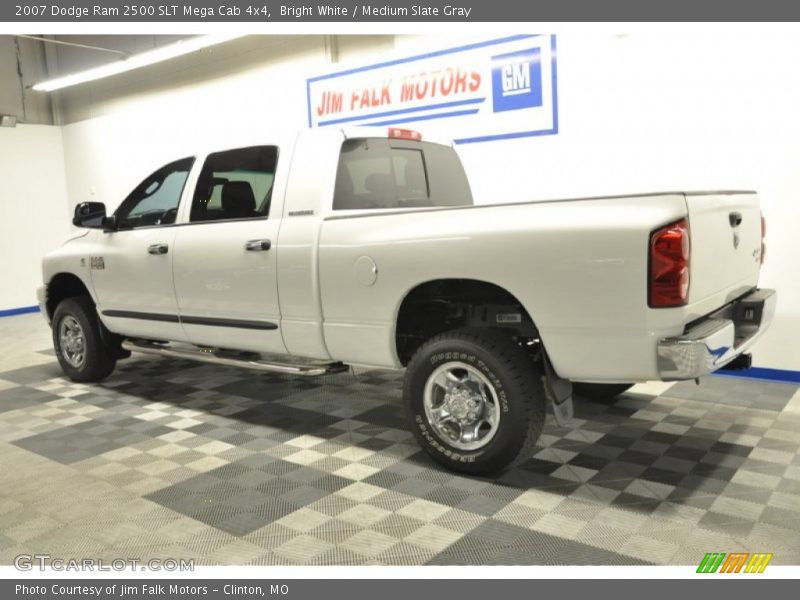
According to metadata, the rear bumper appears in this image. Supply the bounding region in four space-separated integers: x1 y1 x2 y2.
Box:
657 288 776 380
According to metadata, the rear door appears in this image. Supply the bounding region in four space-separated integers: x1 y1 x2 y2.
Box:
684 191 762 320
171 145 287 354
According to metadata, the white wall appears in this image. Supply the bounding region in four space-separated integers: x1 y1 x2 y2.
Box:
57 32 800 372
0 36 54 126
0 124 70 312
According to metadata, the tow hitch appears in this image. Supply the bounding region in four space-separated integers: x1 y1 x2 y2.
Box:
717 352 753 371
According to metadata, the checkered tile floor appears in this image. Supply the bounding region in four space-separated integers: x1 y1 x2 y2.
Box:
1 313 799 565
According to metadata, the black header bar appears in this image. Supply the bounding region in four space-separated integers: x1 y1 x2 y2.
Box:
4 0 800 22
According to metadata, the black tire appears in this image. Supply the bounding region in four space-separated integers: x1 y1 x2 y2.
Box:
573 382 633 401
403 328 546 476
52 296 117 382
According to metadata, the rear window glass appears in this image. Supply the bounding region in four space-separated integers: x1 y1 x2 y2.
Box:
333 138 473 210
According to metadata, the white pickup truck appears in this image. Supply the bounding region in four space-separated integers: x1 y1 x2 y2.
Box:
38 126 776 474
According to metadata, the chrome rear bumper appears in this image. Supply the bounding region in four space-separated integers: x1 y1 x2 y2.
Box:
657 288 776 380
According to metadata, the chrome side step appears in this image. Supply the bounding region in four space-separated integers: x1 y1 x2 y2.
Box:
121 340 349 377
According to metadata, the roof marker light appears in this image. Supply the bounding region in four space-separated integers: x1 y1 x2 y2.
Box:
388 128 422 141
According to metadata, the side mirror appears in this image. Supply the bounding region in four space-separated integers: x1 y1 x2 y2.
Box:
72 202 107 228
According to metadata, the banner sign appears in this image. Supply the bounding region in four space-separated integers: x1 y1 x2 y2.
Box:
306 34 558 144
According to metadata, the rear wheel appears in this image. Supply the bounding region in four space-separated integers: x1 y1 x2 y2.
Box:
52 296 117 382
403 328 546 475
573 382 633 401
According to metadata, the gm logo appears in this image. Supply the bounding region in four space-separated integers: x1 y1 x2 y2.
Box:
491 47 543 113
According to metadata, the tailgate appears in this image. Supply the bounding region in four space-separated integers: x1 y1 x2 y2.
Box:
685 191 762 319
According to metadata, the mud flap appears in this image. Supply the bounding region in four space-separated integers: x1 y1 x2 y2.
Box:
541 353 573 427
98 318 131 360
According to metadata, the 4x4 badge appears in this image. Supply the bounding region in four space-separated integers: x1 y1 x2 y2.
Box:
90 257 105 270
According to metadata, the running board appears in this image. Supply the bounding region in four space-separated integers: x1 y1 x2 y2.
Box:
121 340 349 377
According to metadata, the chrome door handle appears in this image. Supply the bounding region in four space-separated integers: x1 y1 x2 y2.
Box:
245 239 272 251
148 243 169 255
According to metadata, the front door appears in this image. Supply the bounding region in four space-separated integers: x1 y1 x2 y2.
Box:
172 145 287 355
91 157 194 342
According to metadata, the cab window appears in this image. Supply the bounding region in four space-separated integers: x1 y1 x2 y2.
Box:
190 146 278 222
115 157 194 229
333 138 473 210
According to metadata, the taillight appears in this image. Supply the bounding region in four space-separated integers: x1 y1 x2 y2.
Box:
649 218 690 308
388 127 422 141
760 212 766 265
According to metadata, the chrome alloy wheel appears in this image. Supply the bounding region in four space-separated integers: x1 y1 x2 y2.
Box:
59 315 86 368
423 361 501 451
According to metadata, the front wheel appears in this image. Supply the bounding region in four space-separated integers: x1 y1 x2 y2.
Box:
403 328 546 475
52 296 117 382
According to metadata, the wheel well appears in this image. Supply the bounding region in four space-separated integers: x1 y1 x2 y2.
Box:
46 273 92 320
395 279 538 365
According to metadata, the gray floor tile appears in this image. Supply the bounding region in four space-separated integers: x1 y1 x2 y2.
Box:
0 313 798 565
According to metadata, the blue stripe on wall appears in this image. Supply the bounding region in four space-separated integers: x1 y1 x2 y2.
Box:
713 367 800 385
0 305 40 318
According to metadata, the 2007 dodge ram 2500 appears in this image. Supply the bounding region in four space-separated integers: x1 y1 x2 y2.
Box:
38 126 776 474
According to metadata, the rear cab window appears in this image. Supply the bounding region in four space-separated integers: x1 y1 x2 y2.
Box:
333 137 473 211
